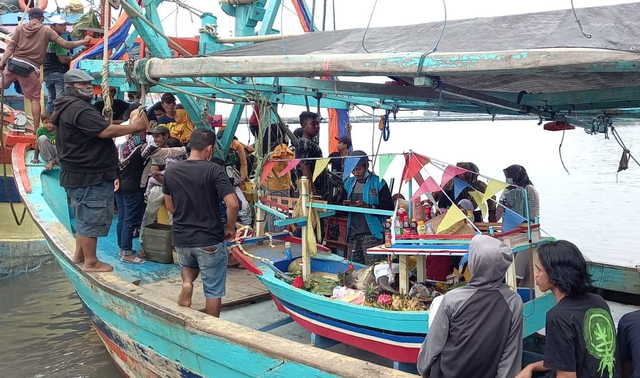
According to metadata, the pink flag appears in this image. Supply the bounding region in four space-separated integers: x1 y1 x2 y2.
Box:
260 161 276 184
409 176 441 201
279 159 300 177
440 165 467 187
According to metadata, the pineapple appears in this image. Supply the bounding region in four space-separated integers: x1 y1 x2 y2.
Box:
364 283 378 304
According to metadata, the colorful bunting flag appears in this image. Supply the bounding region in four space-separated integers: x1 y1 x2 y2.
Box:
468 190 487 219
377 154 396 182
502 207 527 233
279 159 300 177
453 177 470 199
402 152 430 183
436 205 467 234
313 158 331 181
441 165 467 187
260 160 276 184
483 179 509 203
342 156 359 181
410 177 441 201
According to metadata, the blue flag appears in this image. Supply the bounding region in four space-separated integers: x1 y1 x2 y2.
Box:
502 207 527 233
453 177 470 199
342 157 359 181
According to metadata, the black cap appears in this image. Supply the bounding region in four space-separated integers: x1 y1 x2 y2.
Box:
147 125 170 135
335 135 352 148
161 93 176 103
349 150 369 167
28 8 44 20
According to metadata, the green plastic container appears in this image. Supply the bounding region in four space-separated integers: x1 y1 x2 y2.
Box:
142 223 174 264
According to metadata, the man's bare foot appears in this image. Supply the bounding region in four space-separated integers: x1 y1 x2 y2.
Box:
45 160 55 170
72 251 84 264
177 283 193 308
83 261 114 272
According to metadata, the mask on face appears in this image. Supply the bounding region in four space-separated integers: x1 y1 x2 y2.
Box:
79 87 94 99
506 178 514 185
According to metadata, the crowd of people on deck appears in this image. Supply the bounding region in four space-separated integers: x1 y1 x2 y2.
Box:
9 8 639 377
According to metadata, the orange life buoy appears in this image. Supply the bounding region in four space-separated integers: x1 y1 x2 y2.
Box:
19 0 49 11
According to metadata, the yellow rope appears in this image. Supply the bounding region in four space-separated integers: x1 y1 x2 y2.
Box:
101 0 112 121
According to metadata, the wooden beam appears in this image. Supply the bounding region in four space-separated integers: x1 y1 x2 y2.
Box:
141 49 640 79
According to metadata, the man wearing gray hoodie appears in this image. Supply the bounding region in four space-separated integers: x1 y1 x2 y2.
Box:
417 234 523 378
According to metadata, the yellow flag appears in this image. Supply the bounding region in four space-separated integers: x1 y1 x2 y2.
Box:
313 158 331 181
483 179 509 203
436 206 467 234
468 190 488 219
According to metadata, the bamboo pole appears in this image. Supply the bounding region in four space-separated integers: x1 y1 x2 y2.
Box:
300 176 311 281
215 34 302 44
141 49 640 80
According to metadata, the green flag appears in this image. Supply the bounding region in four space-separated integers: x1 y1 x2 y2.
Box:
377 154 396 182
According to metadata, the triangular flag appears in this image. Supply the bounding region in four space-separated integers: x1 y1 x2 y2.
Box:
377 154 395 182
502 207 527 233
436 205 467 234
260 160 276 184
483 179 509 203
410 177 441 201
313 158 330 181
468 190 487 219
279 159 300 177
453 177 471 200
342 156 359 181
402 152 430 182
441 165 467 187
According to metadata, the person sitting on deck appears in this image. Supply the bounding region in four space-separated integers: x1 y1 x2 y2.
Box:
94 87 131 124
115 115 186 264
0 8 91 130
140 134 185 246
618 310 640 378
31 112 59 170
433 162 497 222
418 234 523 378
162 129 239 317
53 69 148 272
329 135 351 173
341 150 394 265
517 240 621 378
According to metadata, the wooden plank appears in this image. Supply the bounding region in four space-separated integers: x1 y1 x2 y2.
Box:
142 268 270 311
143 49 640 79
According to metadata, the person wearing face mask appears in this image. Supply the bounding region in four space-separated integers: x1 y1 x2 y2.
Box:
52 69 148 273
162 129 239 317
495 164 539 222
341 150 394 265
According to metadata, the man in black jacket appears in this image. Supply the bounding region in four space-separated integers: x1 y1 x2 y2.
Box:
52 69 147 272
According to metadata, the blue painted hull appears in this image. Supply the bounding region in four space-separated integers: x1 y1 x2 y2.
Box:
256 255 556 364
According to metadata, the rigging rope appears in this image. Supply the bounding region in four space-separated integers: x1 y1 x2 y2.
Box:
360 0 378 53
570 0 592 39
558 129 570 175
101 0 112 121
416 0 447 77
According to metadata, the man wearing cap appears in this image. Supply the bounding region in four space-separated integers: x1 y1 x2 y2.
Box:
342 150 394 265
43 15 71 112
329 135 352 173
157 93 177 126
115 123 186 263
0 8 90 130
52 69 148 272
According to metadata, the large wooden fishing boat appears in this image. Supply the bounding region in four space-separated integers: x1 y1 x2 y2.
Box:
11 0 640 375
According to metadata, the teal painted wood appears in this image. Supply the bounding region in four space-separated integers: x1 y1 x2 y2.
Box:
259 0 283 35
254 202 288 219
54 248 338 378
588 262 640 295
256 263 431 334
274 210 336 227
215 103 246 161
310 202 395 217
392 239 472 245
522 294 556 337
39 169 72 233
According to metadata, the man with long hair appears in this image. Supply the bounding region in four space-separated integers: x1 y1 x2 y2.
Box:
517 240 621 378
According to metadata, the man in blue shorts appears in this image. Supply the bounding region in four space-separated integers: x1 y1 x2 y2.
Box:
53 69 147 272
162 128 239 317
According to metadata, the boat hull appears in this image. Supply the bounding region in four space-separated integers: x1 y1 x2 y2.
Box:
254 256 556 365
